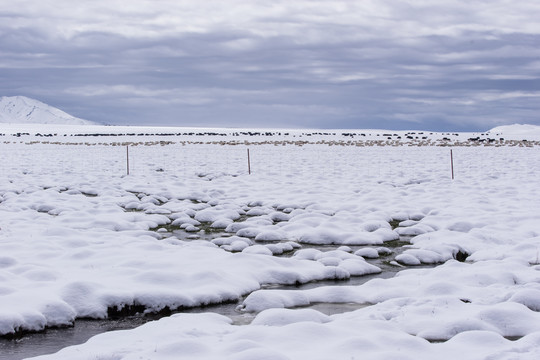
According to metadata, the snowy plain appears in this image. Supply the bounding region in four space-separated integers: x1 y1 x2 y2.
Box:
1 124 540 359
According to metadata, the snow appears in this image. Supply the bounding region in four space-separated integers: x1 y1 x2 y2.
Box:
23 311 540 360
1 123 540 359
489 123 540 139
0 96 97 126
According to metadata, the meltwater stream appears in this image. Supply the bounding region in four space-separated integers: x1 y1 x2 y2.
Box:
1 237 425 360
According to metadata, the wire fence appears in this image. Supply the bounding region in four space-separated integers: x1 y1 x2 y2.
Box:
1 142 538 182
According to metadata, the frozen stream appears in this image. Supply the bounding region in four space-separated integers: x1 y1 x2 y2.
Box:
0 235 424 360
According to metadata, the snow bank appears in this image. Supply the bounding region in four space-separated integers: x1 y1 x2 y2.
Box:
27 311 540 360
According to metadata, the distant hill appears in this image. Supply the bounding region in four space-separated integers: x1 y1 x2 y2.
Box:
0 96 97 125
489 124 540 138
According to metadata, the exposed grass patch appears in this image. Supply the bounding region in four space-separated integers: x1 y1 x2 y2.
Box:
454 250 470 262
389 219 401 229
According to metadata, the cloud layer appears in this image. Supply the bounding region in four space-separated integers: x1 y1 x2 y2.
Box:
1 0 539 130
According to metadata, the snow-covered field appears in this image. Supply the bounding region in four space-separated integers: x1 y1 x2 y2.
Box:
2 124 540 359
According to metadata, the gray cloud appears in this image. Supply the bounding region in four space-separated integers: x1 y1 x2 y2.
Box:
1 0 539 131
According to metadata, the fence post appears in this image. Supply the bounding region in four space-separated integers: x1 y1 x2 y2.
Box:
126 145 130 175
450 149 454 180
247 148 251 175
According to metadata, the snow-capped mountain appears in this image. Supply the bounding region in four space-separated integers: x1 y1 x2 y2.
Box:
0 96 97 125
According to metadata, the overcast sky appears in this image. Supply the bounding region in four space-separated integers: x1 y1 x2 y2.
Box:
1 0 539 131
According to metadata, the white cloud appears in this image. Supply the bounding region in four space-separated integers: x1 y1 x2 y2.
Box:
474 91 540 102
65 85 213 105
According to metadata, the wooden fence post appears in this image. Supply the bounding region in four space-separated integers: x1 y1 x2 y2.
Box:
450 149 454 180
126 145 130 175
247 148 251 175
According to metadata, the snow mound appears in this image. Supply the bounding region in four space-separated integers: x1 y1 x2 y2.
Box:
251 308 331 326
0 96 97 125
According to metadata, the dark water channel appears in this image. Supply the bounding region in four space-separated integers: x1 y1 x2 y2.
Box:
1 235 422 360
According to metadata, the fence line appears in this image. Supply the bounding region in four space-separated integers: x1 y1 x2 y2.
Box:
1 143 538 181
